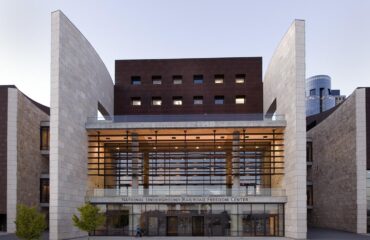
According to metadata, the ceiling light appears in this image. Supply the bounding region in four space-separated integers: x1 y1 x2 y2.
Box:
196 146 200 149
153 146 157 150
174 146 178 149
217 146 221 149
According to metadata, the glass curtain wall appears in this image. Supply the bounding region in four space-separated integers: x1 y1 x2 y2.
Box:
93 203 284 237
87 128 284 195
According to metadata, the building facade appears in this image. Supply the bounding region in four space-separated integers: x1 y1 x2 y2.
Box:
0 85 50 232
2 10 307 239
306 87 370 234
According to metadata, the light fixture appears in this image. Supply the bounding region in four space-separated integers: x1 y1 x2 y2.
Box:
239 146 243 149
116 147 120 150
174 146 178 149
217 146 221 149
255 146 259 149
196 146 200 149
153 146 157 150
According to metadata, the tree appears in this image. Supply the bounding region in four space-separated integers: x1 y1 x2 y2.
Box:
15 204 47 240
72 203 105 238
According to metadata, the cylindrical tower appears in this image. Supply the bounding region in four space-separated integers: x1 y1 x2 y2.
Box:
306 75 336 116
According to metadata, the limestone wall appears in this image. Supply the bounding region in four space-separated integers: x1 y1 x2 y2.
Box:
16 91 49 208
263 20 307 239
307 89 367 233
50 10 114 239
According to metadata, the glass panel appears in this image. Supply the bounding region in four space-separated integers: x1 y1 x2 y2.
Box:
235 74 245 84
173 76 183 84
40 178 49 203
235 96 245 104
40 126 49 150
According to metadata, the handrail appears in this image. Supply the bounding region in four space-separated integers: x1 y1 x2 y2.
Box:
87 114 285 124
86 187 286 198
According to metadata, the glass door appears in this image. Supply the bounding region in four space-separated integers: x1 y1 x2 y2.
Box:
167 216 178 236
192 216 204 236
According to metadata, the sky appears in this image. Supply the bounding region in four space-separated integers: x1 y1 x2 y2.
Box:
0 0 369 106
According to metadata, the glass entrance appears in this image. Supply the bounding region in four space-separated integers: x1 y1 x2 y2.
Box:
192 216 204 236
167 216 178 236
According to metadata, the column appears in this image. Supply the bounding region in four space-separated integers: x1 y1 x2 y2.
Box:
131 133 139 195
143 151 149 196
232 131 240 194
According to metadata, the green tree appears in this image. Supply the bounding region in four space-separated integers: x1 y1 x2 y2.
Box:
15 204 47 240
72 203 105 238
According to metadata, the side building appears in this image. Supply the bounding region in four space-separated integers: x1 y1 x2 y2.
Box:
0 85 50 232
306 87 369 233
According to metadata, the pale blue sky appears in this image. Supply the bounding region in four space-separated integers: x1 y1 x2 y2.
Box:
1 0 369 106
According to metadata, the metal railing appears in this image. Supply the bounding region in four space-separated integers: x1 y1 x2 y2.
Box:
86 187 286 198
87 113 285 124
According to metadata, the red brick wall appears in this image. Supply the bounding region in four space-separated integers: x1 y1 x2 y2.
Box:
0 86 10 214
366 88 370 170
114 58 263 115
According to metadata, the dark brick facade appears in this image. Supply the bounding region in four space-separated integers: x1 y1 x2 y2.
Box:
366 88 370 170
0 86 11 215
114 58 263 115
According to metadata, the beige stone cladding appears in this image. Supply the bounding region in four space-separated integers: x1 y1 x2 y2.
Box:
307 89 367 233
50 10 114 240
263 20 307 239
6 88 49 232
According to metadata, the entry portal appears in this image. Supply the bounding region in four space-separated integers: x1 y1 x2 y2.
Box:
93 203 284 237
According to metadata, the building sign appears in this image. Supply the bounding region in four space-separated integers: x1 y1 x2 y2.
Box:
119 196 250 203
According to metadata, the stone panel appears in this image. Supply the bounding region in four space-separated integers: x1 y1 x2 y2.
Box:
16 91 49 209
307 89 367 233
6 88 18 232
263 20 307 239
50 10 114 240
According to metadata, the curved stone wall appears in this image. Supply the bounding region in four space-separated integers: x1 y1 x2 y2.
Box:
263 20 307 239
50 10 114 239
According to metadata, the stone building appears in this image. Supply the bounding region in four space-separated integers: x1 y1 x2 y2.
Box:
306 87 370 233
0 85 50 232
1 10 309 239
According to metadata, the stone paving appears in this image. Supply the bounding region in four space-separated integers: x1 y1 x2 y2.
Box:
1 228 370 239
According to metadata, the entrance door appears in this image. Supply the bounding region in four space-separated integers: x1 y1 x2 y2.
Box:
192 216 204 236
148 217 158 236
167 216 178 236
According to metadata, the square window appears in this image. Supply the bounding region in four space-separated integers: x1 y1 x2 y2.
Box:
235 96 245 104
235 74 245 84
131 76 141 85
152 76 162 85
193 75 204 84
152 97 162 106
214 96 224 105
310 89 316 96
173 96 183 106
193 96 203 105
131 97 141 106
214 74 224 84
173 75 183 85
